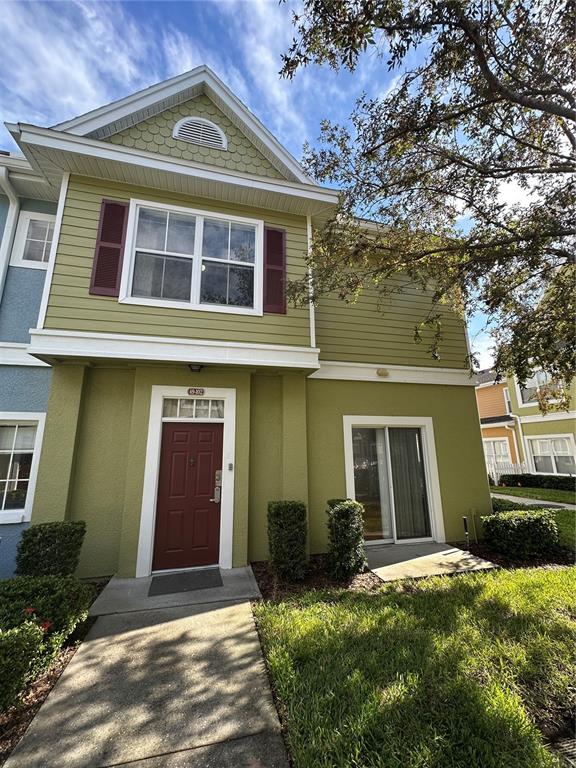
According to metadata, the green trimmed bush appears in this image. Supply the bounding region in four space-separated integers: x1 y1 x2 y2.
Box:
481 509 559 560
267 501 308 581
498 473 575 492
16 521 86 577
327 499 367 580
0 576 95 660
0 623 44 713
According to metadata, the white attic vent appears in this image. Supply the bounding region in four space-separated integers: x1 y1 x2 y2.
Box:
173 117 227 150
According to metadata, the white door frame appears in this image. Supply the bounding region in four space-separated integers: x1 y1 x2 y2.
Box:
343 415 446 544
135 385 236 577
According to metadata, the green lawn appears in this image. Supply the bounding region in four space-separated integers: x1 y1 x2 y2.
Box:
254 568 576 768
495 486 576 505
554 509 576 551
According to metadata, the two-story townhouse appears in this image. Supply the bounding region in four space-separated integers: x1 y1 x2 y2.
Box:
0 154 58 577
476 368 576 481
2 66 491 580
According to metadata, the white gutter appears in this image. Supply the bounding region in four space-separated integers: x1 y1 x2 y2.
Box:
0 167 20 303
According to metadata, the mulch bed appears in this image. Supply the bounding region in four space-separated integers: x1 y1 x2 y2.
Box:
468 542 574 569
252 554 383 601
0 578 108 767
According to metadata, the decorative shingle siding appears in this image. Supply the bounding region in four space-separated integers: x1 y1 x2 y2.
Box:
44 175 311 347
106 95 286 179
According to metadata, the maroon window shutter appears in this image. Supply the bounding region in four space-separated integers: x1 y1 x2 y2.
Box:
263 227 286 313
89 200 129 296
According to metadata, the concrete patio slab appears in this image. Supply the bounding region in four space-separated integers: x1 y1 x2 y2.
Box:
5 600 288 768
367 543 496 582
90 566 261 616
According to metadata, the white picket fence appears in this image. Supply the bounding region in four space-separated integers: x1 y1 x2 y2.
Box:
485 458 528 484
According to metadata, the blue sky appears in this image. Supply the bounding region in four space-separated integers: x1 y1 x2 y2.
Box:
0 0 494 367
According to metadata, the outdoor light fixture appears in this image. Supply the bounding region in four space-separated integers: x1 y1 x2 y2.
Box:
188 364 203 373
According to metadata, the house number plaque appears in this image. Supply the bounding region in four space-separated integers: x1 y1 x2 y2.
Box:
187 387 205 396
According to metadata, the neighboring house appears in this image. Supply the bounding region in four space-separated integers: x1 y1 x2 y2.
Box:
476 368 576 481
0 155 56 577
1 67 491 579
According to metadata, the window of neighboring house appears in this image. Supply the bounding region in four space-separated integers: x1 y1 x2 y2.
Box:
122 202 262 315
0 418 44 522
503 387 512 414
483 439 511 466
519 370 562 405
527 436 576 475
10 211 55 269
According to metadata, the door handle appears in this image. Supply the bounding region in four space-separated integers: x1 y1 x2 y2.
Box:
210 486 221 504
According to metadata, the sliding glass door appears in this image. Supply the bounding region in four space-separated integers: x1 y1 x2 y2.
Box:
352 426 432 542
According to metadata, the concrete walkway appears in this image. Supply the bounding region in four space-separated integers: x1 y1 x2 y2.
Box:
491 492 576 510
367 542 496 582
6 574 288 768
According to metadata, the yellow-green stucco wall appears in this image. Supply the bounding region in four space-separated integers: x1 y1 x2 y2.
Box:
32 363 490 578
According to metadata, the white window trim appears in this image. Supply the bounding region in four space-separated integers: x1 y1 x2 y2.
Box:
482 437 512 463
172 116 228 150
525 432 576 475
136 386 236 578
119 198 264 317
10 211 56 270
0 412 46 524
342 415 445 544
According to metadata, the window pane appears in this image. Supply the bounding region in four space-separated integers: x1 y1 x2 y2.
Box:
162 256 192 301
555 455 576 474
23 239 46 262
195 399 210 418
210 400 224 418
520 385 538 404
202 219 229 260
0 454 10 480
0 427 15 451
389 427 431 539
9 453 32 481
136 208 167 251
179 399 195 418
352 428 393 540
14 426 36 450
230 223 255 263
162 398 178 417
132 253 191 302
228 265 254 307
27 220 50 240
166 212 196 255
4 480 29 510
533 455 554 473
200 261 228 305
552 438 569 455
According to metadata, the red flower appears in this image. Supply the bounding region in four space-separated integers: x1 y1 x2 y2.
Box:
40 620 53 632
22 607 36 615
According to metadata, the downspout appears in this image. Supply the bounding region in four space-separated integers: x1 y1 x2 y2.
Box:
510 415 527 469
0 167 20 304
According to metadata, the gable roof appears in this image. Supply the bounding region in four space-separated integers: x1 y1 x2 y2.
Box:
51 66 310 184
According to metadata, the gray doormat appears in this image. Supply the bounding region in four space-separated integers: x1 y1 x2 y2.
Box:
149 568 223 596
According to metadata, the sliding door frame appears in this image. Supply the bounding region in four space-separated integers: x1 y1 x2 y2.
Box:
343 415 446 545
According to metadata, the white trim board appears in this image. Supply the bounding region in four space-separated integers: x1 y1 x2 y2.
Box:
28 328 320 368
342 415 446 544
518 411 576 424
37 172 69 329
136 385 236 577
0 343 50 367
310 360 475 386
0 411 46 524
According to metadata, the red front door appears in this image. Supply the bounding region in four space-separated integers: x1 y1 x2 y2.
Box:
152 422 223 571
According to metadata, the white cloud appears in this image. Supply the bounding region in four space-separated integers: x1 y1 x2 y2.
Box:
470 330 496 370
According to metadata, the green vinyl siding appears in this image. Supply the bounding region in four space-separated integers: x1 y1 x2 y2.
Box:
45 175 311 347
106 94 286 180
316 281 469 368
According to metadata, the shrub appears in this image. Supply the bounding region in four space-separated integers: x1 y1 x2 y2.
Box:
16 521 86 577
498 473 575 492
327 499 367 580
487 475 496 487
481 509 559 560
0 576 95 660
267 501 308 581
0 623 44 713
492 498 546 513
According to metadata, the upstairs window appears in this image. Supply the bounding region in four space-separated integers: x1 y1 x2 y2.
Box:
121 201 263 315
519 370 563 405
173 117 227 150
10 211 55 269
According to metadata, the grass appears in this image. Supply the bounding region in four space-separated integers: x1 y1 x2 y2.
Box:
495 487 576 505
554 509 576 551
254 567 576 768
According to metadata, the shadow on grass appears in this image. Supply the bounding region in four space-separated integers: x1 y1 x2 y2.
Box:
256 568 575 768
